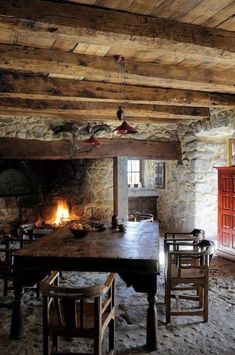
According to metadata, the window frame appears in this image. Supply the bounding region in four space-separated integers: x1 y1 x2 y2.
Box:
154 162 165 189
127 159 144 188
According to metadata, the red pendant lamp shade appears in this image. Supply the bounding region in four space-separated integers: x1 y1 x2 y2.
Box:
83 135 101 146
114 119 138 135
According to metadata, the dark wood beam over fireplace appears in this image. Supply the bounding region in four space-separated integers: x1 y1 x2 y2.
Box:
0 138 181 160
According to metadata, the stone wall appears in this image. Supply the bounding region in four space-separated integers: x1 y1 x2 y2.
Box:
157 109 235 239
0 109 234 237
84 159 113 222
0 116 179 142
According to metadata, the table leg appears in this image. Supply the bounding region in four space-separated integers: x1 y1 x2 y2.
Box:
10 282 23 339
146 290 158 351
119 272 158 351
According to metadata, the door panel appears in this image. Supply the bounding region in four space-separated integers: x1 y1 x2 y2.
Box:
217 168 235 261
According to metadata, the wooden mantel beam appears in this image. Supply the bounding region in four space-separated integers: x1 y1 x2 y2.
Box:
0 45 234 93
0 98 209 121
0 71 234 107
0 1 234 64
0 137 181 160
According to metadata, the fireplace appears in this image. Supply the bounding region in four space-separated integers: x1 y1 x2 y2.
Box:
0 159 113 232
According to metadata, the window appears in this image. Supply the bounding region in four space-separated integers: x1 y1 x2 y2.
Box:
154 162 165 189
128 159 141 187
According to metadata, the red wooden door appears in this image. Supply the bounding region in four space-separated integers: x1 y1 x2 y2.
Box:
217 167 235 261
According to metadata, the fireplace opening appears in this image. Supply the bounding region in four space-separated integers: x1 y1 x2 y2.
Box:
0 159 113 233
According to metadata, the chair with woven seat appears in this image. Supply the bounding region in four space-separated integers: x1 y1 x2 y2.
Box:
40 271 116 355
134 212 154 222
165 241 214 323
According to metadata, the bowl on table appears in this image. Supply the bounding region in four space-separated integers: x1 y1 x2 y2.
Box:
69 223 92 238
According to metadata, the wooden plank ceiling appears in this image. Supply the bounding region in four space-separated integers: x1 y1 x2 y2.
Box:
0 0 234 134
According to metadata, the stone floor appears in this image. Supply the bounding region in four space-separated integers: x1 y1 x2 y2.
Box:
0 252 234 354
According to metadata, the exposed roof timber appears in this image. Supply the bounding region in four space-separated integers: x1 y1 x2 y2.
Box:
0 112 191 124
0 1 234 60
0 45 234 94
0 137 181 160
0 71 234 107
0 98 209 121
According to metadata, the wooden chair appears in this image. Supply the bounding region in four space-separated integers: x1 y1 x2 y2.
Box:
165 242 214 324
134 212 154 222
0 260 13 306
0 231 18 298
0 227 40 298
40 272 116 355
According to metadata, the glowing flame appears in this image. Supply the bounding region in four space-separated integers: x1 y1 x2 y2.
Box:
51 200 70 226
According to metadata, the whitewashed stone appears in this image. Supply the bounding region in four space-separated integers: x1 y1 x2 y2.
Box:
191 159 212 172
17 131 27 139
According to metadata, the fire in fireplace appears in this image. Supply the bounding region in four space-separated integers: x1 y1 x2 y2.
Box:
43 199 78 227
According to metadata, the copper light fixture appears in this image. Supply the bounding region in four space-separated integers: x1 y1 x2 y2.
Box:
83 134 101 146
113 55 138 135
114 120 138 135
82 112 101 147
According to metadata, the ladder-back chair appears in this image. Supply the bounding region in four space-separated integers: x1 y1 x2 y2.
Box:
165 242 214 323
40 272 116 355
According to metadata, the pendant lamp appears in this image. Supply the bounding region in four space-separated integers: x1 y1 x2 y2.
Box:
114 119 138 135
83 134 101 146
113 55 138 135
82 107 101 147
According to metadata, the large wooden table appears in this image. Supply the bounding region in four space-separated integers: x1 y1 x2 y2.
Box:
11 221 160 350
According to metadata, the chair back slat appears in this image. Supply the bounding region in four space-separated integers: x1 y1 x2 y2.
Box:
134 212 154 222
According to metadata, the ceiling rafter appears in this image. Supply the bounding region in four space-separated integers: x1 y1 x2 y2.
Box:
0 71 234 108
0 0 234 61
0 0 234 133
0 45 234 94
0 98 209 122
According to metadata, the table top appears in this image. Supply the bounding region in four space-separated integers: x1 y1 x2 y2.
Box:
13 221 160 274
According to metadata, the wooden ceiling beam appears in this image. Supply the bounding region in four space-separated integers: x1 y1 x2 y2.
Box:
0 45 234 93
0 1 234 63
0 111 199 124
0 98 209 121
0 137 181 160
0 71 234 107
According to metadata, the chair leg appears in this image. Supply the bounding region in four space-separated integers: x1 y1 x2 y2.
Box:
197 285 202 308
108 318 115 352
36 282 40 299
43 333 50 355
204 283 209 323
52 335 59 353
3 279 8 297
94 330 102 355
165 282 171 323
